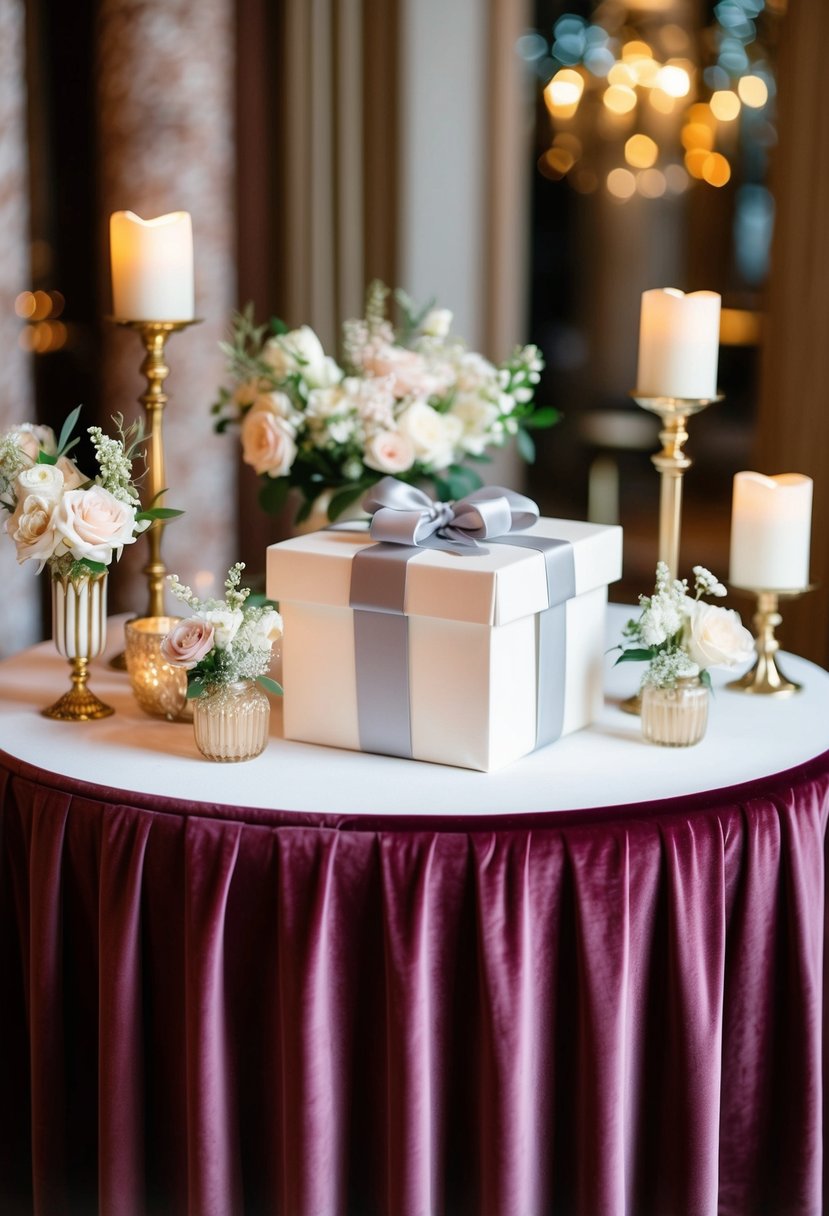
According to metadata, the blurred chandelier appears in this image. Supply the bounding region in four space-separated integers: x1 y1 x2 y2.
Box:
528 0 784 201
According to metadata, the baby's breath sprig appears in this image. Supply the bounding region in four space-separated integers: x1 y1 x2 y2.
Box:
89 420 141 506
168 573 202 611
224 562 250 612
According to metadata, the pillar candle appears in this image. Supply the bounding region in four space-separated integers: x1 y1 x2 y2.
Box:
729 472 813 590
110 210 194 321
636 288 721 399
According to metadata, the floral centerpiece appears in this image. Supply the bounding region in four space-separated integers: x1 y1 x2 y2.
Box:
211 281 556 523
617 562 754 689
0 407 181 720
162 563 283 699
161 564 283 762
0 407 178 577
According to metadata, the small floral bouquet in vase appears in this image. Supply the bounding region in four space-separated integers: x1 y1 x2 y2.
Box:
211 281 557 524
617 562 755 746
0 408 180 720
162 563 283 762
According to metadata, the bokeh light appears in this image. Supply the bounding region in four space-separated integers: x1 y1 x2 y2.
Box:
656 64 691 98
607 167 637 200
625 134 658 169
604 85 637 114
710 90 741 121
737 75 769 108
701 152 731 187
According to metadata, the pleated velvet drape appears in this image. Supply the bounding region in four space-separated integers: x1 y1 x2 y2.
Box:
1 750 827 1216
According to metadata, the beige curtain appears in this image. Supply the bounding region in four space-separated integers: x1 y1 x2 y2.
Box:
96 0 237 612
0 0 38 657
756 0 829 666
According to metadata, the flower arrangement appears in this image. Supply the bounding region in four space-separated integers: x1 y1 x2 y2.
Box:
161 563 283 699
617 562 755 688
211 281 557 523
0 407 180 577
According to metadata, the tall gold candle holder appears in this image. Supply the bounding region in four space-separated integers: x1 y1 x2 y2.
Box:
114 318 202 617
620 391 723 715
726 586 812 696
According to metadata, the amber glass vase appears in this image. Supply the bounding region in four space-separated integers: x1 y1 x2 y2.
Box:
641 676 709 747
192 680 270 761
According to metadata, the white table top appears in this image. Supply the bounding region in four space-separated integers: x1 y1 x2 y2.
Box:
0 606 826 818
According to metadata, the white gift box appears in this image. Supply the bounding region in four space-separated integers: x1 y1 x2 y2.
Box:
266 517 622 772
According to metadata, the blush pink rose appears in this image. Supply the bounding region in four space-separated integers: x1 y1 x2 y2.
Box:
241 404 298 477
363 429 416 474
363 346 436 398
52 485 137 563
160 618 215 669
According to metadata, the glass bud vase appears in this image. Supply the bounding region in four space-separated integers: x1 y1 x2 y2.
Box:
641 676 709 747
43 569 114 721
193 680 270 762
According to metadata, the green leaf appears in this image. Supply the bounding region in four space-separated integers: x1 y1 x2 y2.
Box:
521 407 561 430
57 404 82 456
465 451 492 464
327 483 370 521
294 495 316 525
257 675 283 696
136 507 184 521
516 428 536 463
699 668 712 691
36 451 58 466
186 674 206 700
214 417 234 434
77 557 108 576
614 648 655 665
444 464 483 497
258 476 291 516
269 317 288 336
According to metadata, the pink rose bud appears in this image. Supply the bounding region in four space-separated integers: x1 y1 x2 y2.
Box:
160 618 215 669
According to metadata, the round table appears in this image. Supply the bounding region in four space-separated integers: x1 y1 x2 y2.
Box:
1 608 827 1216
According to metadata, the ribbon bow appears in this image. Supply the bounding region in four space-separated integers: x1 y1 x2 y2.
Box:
362 477 539 549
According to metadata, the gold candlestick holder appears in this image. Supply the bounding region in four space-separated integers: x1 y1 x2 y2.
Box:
620 391 723 716
726 586 812 696
115 318 202 616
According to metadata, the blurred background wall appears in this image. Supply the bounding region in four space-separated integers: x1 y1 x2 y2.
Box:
2 0 826 668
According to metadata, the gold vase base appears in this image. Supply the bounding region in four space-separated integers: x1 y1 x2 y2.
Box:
620 691 642 716
109 650 128 672
42 683 115 721
726 656 801 697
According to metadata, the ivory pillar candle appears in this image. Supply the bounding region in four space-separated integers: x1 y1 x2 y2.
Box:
729 472 813 590
110 210 194 321
636 288 721 399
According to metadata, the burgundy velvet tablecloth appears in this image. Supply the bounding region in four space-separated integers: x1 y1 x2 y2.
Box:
1 747 828 1216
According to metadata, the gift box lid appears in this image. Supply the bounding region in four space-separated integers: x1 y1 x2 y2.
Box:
267 518 622 628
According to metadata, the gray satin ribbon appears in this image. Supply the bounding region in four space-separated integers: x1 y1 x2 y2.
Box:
346 479 576 759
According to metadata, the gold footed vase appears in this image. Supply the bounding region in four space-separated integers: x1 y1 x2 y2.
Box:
43 570 114 721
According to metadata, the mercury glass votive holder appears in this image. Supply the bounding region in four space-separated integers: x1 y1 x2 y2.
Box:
125 616 193 722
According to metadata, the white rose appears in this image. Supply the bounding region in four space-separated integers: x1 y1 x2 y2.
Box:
241 403 298 477
255 608 283 646
397 402 458 470
450 395 499 455
421 308 453 338
7 494 62 568
363 430 416 474
52 485 137 563
201 608 243 650
684 601 755 670
6 423 57 462
263 326 343 389
252 391 300 433
15 462 65 507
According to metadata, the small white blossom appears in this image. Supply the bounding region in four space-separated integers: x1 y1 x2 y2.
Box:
693 565 727 597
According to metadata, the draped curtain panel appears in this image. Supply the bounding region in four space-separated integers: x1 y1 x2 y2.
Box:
1 752 827 1216
0 0 38 656
757 0 829 666
95 0 237 612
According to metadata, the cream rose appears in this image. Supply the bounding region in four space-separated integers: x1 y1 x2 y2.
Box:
252 391 299 432
7 494 62 568
397 401 458 470
15 462 65 507
450 395 499 456
684 601 755 670
52 485 138 564
56 456 87 490
200 608 243 650
241 404 298 477
363 346 436 399
161 618 215 669
262 326 343 388
363 430 416 474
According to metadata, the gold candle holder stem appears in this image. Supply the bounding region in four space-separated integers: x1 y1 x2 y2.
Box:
651 413 691 577
727 587 809 696
112 318 201 620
